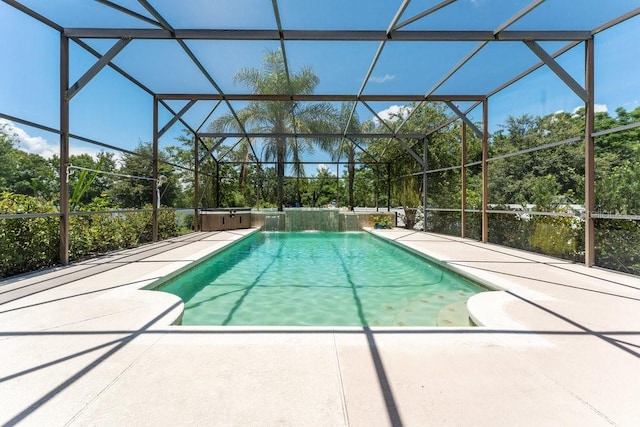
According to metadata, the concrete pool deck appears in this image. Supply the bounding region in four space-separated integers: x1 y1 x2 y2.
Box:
1 228 639 426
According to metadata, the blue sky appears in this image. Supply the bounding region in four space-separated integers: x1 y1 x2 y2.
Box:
0 0 639 171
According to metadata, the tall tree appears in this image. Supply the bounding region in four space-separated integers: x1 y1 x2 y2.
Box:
209 49 336 211
366 102 467 209
111 142 179 208
324 103 372 210
0 124 56 199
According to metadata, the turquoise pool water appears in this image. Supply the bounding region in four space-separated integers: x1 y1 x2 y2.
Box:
159 232 485 326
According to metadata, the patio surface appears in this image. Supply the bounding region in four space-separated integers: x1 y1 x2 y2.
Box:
1 228 639 426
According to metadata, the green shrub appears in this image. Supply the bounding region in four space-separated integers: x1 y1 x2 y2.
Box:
180 212 195 233
1 192 182 277
529 215 583 260
595 219 640 275
0 192 59 278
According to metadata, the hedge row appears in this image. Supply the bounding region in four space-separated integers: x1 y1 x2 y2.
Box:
0 192 180 278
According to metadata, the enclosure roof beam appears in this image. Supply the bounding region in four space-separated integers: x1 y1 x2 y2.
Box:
592 7 640 35
137 0 255 163
137 0 174 35
2 0 63 31
0 112 61 135
271 0 300 153
524 40 588 102
173 37 260 168
486 40 580 98
392 0 457 31
396 2 542 135
72 36 233 169
338 1 410 164
62 28 592 41
75 37 209 158
493 0 546 36
93 0 163 28
199 132 428 139
221 160 389 165
394 41 488 135
156 94 486 102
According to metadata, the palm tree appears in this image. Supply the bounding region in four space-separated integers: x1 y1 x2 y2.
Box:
209 49 336 211
324 103 372 211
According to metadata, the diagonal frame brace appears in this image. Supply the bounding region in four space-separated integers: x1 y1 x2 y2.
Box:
394 138 424 167
219 138 247 162
199 137 226 164
66 37 130 101
444 101 483 138
360 101 423 166
158 99 197 138
524 40 588 102
344 136 380 164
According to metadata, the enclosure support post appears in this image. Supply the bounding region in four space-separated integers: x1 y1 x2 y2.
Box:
375 167 380 212
59 34 70 265
585 37 595 266
461 121 467 238
481 99 489 243
422 138 428 232
215 160 221 208
152 97 159 242
256 165 261 208
387 162 391 212
336 162 340 207
194 135 200 231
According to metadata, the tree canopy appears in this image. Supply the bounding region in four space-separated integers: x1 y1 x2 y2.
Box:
209 49 337 211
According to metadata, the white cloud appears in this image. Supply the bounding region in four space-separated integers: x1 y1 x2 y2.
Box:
1 118 58 159
571 104 608 115
369 74 395 84
373 105 412 125
1 119 107 160
316 164 335 175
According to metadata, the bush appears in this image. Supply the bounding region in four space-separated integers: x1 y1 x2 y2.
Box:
488 212 584 262
595 219 640 275
0 192 59 278
488 211 536 250
529 215 583 260
120 206 180 244
427 210 460 236
1 192 182 278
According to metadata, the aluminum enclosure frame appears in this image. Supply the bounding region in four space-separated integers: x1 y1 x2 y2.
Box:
2 0 640 268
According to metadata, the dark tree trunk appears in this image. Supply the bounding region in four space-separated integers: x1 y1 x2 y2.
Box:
348 150 355 211
277 137 285 211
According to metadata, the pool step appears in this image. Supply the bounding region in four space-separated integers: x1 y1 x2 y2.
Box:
437 301 472 327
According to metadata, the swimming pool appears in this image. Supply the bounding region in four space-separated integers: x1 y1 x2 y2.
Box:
158 232 485 326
